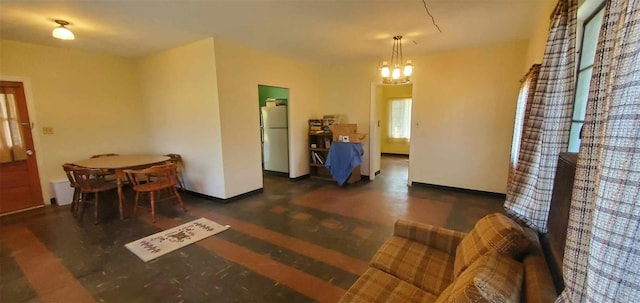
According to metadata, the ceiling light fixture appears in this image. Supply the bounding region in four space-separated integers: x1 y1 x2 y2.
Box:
380 35 412 84
52 20 75 40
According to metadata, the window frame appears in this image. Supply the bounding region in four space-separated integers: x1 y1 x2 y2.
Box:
568 4 605 152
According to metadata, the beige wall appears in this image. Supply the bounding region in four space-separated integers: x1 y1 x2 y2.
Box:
380 84 412 155
320 40 527 193
0 39 147 202
137 38 226 198
409 40 527 193
213 39 321 198
524 0 557 69
317 63 378 175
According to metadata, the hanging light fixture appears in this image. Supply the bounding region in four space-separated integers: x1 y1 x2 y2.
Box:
380 35 412 84
52 20 75 40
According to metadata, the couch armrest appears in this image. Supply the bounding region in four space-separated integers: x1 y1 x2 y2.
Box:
394 219 467 254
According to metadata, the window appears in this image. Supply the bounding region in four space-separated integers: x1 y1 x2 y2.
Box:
0 90 26 163
388 98 411 141
568 7 604 152
510 65 540 180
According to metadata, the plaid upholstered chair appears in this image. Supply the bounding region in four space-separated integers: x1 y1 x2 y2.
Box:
339 213 557 303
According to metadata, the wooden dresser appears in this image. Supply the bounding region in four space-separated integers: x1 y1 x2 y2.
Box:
544 151 578 293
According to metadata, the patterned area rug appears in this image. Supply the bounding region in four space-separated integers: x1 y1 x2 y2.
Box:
125 217 229 262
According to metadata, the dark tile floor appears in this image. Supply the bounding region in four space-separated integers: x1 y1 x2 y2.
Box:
0 155 505 302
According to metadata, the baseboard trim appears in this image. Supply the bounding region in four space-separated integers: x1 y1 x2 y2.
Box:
289 174 310 182
411 182 506 198
381 153 409 157
0 205 45 217
263 170 289 177
184 188 263 204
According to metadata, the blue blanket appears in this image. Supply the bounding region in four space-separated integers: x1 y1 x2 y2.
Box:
325 142 364 186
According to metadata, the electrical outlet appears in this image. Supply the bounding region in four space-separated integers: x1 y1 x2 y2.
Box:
42 126 54 135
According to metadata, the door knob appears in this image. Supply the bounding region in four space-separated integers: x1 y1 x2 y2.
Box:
26 150 34 156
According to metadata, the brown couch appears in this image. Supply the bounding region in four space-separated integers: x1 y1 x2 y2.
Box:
339 213 557 303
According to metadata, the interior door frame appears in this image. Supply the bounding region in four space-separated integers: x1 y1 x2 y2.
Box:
369 81 416 185
257 84 291 178
0 75 48 205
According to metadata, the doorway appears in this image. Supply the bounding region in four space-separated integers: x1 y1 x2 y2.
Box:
258 85 290 177
0 81 44 215
370 83 413 183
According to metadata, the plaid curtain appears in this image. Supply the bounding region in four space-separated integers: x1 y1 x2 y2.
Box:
504 0 577 232
557 0 640 302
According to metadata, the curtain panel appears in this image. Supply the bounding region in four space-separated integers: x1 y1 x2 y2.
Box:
557 0 640 301
504 0 577 232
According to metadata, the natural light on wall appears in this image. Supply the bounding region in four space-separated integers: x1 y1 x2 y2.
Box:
388 98 411 142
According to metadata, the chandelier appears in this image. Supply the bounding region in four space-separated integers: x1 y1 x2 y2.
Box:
380 35 412 84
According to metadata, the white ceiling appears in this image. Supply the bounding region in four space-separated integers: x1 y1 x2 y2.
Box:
0 0 551 65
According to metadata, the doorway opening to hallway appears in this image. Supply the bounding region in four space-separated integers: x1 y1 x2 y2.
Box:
257 85 290 180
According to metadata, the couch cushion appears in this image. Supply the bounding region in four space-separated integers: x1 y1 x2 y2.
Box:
522 254 557 303
454 213 529 277
370 236 455 295
436 251 524 303
339 268 439 303
519 226 558 303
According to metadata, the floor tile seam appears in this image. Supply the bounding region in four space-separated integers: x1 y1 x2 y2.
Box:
218 197 393 238
213 228 360 289
0 225 98 303
185 202 371 275
142 216 346 303
269 199 388 229
0 244 40 302
204 201 393 254
290 197 396 227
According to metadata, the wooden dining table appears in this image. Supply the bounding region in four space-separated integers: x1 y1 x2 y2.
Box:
73 154 170 220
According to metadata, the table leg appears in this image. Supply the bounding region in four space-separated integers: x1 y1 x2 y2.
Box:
115 168 125 220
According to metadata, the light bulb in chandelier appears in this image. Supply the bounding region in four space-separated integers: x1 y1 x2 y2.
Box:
381 61 390 78
392 66 401 79
52 20 75 40
403 60 413 77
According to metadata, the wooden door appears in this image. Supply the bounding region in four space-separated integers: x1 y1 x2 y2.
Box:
0 81 43 214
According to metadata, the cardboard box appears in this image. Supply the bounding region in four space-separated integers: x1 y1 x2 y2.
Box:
329 124 368 143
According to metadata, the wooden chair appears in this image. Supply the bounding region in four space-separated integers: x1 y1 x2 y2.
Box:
73 167 118 224
62 163 82 217
124 163 187 222
164 153 185 191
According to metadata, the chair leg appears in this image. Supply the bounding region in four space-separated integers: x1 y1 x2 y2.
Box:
94 193 100 225
79 193 86 222
70 188 80 217
173 187 187 212
150 191 156 223
177 175 185 191
133 191 140 216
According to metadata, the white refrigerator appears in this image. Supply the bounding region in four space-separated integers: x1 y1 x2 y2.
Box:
261 105 289 173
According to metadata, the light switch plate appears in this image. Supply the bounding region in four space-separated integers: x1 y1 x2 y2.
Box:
42 126 54 135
